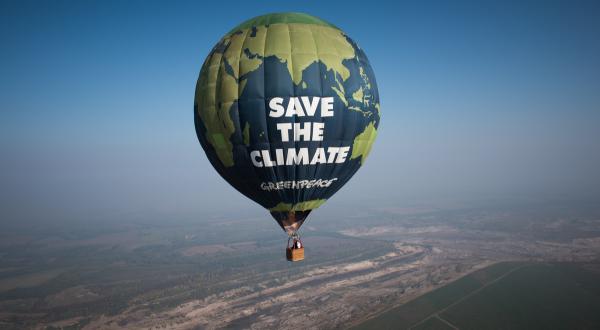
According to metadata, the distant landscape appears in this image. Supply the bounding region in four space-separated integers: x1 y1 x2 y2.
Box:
1 197 599 329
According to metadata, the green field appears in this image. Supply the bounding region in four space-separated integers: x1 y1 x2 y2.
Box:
353 262 600 330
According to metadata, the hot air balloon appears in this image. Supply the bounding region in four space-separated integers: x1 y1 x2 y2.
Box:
194 12 380 261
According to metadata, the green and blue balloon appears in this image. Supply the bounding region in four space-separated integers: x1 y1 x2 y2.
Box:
194 13 380 234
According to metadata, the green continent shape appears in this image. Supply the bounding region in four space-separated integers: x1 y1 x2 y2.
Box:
269 199 327 212
351 121 378 164
195 32 251 167
239 23 356 85
229 12 338 34
352 87 364 102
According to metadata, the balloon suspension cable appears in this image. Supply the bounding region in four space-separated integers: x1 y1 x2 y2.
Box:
288 231 300 240
287 230 300 247
286 230 303 251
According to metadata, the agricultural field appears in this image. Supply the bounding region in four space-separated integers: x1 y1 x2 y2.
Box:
353 262 600 330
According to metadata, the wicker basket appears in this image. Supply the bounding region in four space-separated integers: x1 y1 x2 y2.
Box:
286 247 305 261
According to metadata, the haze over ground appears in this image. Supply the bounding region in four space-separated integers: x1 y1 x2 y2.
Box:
1 0 599 227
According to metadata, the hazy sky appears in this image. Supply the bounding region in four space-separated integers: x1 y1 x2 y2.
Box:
1 0 599 224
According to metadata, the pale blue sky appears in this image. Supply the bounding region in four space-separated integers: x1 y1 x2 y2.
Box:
1 0 599 224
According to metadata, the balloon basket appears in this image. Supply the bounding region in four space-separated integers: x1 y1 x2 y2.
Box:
286 234 305 262
286 247 305 262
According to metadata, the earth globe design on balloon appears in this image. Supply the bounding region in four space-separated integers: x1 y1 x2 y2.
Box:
194 13 380 259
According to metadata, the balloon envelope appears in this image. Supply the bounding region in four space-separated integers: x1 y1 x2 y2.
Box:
194 13 380 233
